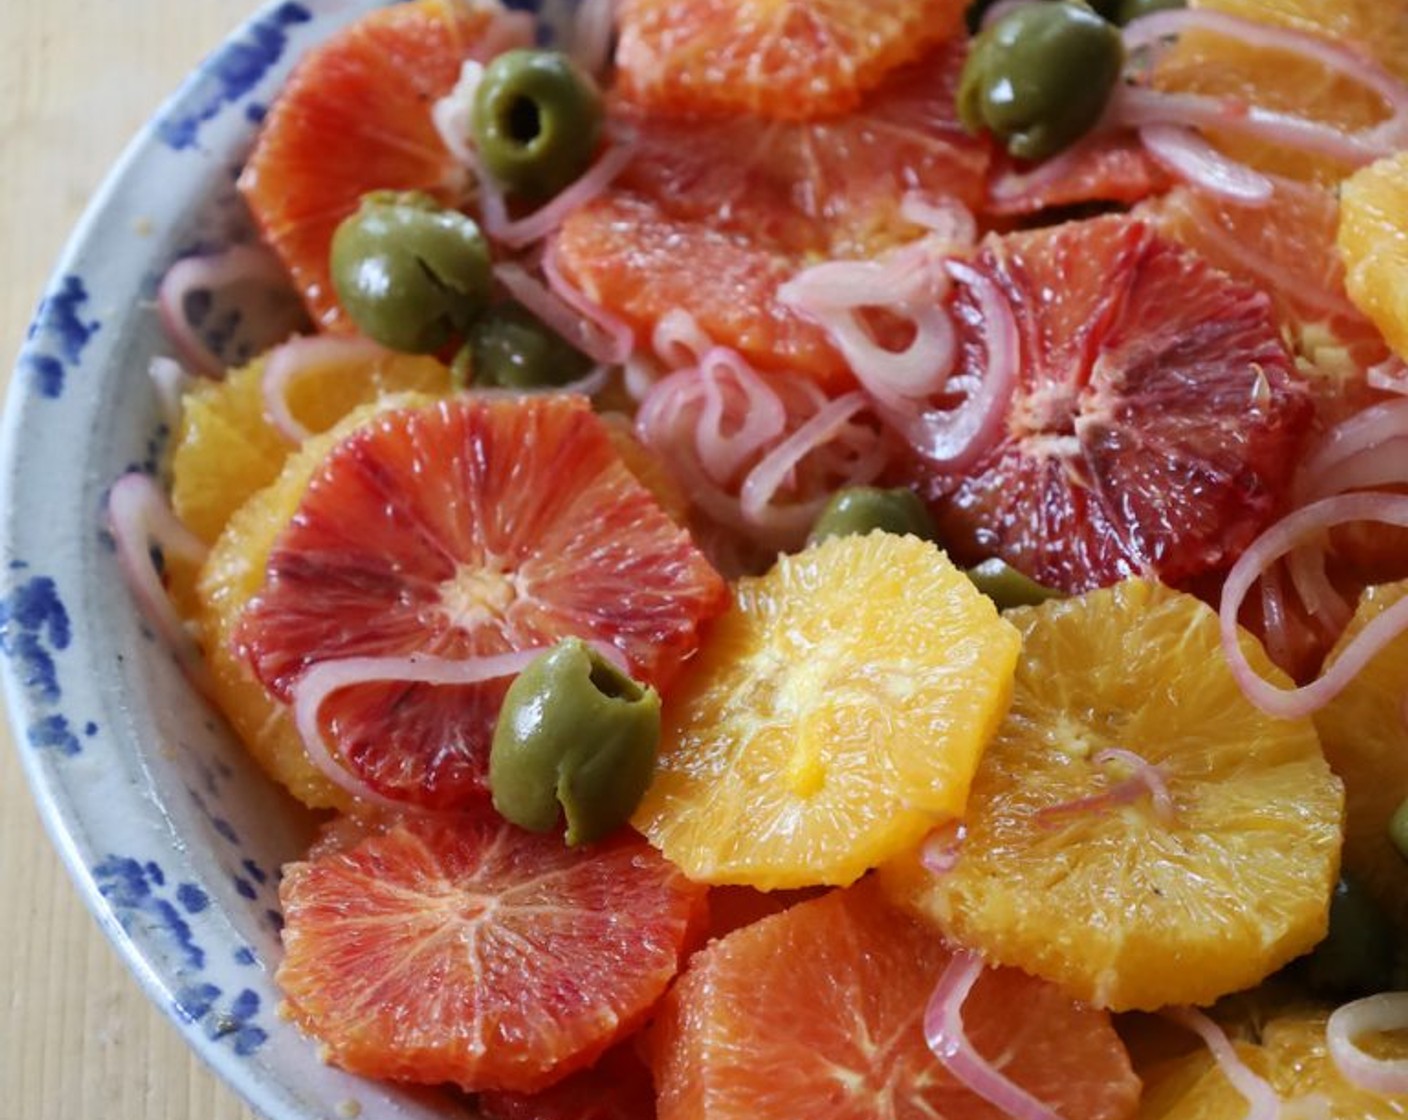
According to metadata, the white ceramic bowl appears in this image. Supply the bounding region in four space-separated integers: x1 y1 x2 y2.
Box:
0 2 568 1116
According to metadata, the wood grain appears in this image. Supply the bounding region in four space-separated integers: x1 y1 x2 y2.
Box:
0 2 263 1117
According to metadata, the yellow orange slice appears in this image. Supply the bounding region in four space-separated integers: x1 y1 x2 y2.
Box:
171 345 450 544
1312 579 1408 930
1339 152 1408 361
882 580 1343 1011
632 532 1021 889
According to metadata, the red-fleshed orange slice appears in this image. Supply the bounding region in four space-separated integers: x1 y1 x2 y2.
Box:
615 0 968 121
277 813 706 1093
235 396 728 810
908 214 1313 593
238 0 495 329
650 877 1141 1120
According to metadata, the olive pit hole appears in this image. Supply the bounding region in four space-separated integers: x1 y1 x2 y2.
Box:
588 656 644 702
504 95 543 148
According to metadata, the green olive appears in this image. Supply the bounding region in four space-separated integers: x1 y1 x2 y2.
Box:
965 558 1063 611
808 486 937 546
1116 0 1185 23
460 303 594 390
958 1 1125 161
1300 874 1398 999
471 49 604 201
489 638 660 846
329 191 492 353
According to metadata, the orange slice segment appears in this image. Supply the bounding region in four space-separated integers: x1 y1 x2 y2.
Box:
615 0 968 121
1339 151 1408 361
881 579 1343 1011
632 532 1021 889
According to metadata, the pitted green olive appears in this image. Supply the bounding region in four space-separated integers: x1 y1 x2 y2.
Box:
329 191 492 353
471 49 604 201
957 1 1125 161
489 639 660 846
1300 874 1398 999
461 303 593 390
807 486 937 546
965 558 1063 611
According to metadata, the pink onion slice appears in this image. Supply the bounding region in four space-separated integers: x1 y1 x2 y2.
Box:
156 244 303 378
920 821 967 875
1327 993 1408 1097
476 132 636 250
1037 747 1175 826
652 308 714 371
887 260 1019 474
1138 123 1274 203
148 356 191 432
493 258 632 367
106 473 212 694
291 649 546 811
899 192 978 247
924 951 1066 1120
1220 493 1408 719
738 392 875 534
569 0 616 77
431 59 485 169
541 238 635 362
1369 357 1408 396
1163 1007 1282 1120
260 334 389 444
1124 8 1408 151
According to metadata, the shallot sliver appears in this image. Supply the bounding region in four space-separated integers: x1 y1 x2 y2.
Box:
899 192 978 247
260 334 388 444
1037 747 1175 826
652 309 714 370
148 357 191 432
541 239 635 362
889 260 1019 473
493 260 629 367
1297 397 1408 482
292 645 626 810
924 952 1065 1120
1328 993 1408 1096
569 0 616 77
156 245 295 378
1163 1007 1282 1120
1220 493 1408 719
920 821 966 875
1138 124 1274 203
1124 8 1408 145
738 392 871 531
106 473 212 693
475 134 636 250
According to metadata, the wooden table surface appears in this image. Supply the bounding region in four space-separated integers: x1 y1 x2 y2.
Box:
1 3 264 1117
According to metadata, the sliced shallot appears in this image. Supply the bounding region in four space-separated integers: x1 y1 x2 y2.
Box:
1038 747 1175 825
1163 1007 1282 1120
156 244 304 378
924 951 1065 1120
1220 493 1408 719
493 258 632 367
106 473 211 694
1327 994 1408 1097
260 334 388 444
1138 123 1274 203
291 650 544 810
148 356 191 433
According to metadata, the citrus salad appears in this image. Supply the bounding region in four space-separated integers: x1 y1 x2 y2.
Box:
106 0 1408 1115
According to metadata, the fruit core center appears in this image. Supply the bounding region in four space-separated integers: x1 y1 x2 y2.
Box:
1011 382 1081 445
439 564 518 629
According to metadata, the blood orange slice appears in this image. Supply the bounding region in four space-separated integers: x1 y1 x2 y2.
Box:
478 1042 656 1120
277 813 706 1093
615 0 967 121
556 44 990 389
985 134 1171 219
235 396 728 809
911 214 1313 593
238 0 498 330
650 877 1141 1120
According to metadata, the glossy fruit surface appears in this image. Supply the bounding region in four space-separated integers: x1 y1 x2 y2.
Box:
235 396 727 810
277 812 705 1092
1340 151 1408 361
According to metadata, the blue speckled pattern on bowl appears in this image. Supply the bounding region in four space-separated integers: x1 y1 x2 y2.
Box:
0 2 571 1117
